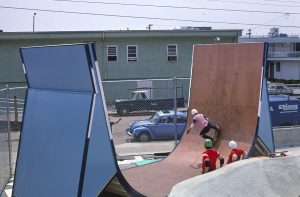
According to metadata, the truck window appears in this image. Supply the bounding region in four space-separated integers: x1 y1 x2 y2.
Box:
141 93 147 99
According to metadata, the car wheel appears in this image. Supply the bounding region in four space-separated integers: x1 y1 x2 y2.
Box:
118 107 129 116
138 133 150 142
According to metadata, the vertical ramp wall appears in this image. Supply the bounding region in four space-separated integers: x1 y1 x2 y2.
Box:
121 43 274 197
184 43 273 156
13 44 117 197
253 45 275 153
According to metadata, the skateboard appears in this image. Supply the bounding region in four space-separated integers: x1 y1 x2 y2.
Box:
268 151 288 158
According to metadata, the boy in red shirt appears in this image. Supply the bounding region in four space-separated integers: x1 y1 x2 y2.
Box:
202 139 224 173
227 140 247 164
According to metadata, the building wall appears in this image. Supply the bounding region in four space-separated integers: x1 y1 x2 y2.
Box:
274 61 300 80
99 36 235 80
270 43 294 53
0 30 240 102
240 36 300 80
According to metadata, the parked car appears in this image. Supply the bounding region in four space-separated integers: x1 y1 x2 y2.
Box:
268 83 293 95
126 110 187 142
269 95 300 126
114 90 185 116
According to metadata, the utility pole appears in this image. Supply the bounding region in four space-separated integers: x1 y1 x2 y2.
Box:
246 29 252 38
33 13 37 32
146 24 153 30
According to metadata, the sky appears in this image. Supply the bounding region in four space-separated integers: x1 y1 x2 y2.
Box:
0 0 299 36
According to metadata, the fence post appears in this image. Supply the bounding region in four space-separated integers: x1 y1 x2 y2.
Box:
14 96 18 123
5 84 12 177
173 77 178 148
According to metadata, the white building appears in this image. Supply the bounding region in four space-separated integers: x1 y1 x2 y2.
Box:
239 29 300 81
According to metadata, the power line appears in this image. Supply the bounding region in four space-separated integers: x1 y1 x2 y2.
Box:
263 0 300 4
208 0 300 7
1 5 300 29
53 0 300 15
251 15 285 30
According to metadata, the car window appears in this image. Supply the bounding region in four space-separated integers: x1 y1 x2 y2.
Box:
158 117 173 123
150 113 159 123
166 117 173 123
158 117 165 123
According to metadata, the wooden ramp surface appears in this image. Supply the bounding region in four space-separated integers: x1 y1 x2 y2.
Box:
122 43 265 197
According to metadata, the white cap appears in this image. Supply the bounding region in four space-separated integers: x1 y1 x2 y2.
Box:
191 109 198 116
229 140 237 149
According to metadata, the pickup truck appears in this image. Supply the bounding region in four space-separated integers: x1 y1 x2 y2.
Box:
269 95 300 126
114 90 185 116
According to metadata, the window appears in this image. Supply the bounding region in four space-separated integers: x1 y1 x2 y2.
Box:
127 45 137 62
167 44 178 61
159 117 173 124
276 62 281 72
294 43 300 52
107 46 117 61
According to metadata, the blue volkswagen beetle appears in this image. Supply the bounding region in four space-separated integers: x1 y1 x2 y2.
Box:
126 110 187 142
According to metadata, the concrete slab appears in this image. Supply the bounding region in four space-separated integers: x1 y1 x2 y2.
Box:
115 141 175 156
273 127 300 148
169 147 300 197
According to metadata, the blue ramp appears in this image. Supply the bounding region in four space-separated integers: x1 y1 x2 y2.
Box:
13 44 117 197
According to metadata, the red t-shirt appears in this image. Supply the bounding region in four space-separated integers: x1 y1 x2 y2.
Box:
202 149 220 172
227 149 245 164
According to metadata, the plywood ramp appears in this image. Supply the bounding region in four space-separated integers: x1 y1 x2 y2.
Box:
122 43 265 197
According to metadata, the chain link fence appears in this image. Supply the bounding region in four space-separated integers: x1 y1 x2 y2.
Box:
103 78 190 156
268 82 300 127
0 85 26 196
2 79 300 194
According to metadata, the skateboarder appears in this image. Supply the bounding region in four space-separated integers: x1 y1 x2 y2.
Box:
202 139 224 174
227 140 247 164
186 109 221 143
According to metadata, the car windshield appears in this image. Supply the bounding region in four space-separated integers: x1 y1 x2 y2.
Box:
149 113 160 123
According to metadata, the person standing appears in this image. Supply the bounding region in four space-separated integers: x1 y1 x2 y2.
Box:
227 140 247 164
186 109 221 143
202 139 224 174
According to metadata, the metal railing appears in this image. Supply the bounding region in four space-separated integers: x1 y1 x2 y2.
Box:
268 52 300 58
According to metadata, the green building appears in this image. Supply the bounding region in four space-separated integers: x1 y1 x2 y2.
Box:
0 29 241 104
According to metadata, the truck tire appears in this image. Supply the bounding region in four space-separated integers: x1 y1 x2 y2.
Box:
118 107 130 116
138 132 150 142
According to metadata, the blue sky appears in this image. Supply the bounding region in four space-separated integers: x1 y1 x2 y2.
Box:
0 0 299 36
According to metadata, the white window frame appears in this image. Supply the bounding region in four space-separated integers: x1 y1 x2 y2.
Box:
107 45 118 62
167 44 178 62
127 45 138 62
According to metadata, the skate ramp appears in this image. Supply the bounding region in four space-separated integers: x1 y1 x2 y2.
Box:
14 43 274 197
121 43 274 197
169 148 300 197
14 44 118 197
